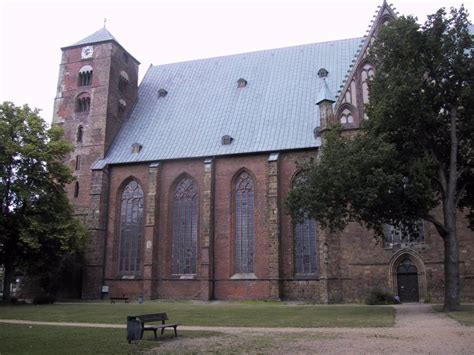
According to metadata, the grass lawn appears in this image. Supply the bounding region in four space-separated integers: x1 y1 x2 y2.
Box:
0 323 220 355
0 301 394 328
434 305 474 326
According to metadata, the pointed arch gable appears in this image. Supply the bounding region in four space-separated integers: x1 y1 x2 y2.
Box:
171 174 199 275
334 2 397 120
336 103 358 126
118 178 145 277
388 249 427 302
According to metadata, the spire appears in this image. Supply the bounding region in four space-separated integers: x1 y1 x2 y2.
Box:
64 27 118 48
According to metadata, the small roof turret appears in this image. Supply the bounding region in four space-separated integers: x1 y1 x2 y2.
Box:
316 78 335 105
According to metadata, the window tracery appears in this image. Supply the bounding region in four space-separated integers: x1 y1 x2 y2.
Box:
118 180 144 276
384 220 425 248
293 173 318 275
172 177 198 275
234 171 255 274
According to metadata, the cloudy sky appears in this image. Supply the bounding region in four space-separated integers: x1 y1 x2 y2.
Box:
1 0 471 123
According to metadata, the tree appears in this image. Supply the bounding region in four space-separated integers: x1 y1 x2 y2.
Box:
0 102 87 302
287 7 473 311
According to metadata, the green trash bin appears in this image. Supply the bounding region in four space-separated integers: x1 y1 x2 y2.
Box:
127 316 142 343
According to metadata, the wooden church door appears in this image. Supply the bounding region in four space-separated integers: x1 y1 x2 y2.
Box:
397 258 419 302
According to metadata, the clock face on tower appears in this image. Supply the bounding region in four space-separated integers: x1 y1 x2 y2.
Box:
81 46 93 59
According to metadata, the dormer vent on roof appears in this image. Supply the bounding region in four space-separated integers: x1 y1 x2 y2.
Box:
317 68 329 78
237 78 247 88
222 135 233 145
131 143 142 153
158 89 168 98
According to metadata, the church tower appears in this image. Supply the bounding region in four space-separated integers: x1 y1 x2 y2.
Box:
52 27 139 297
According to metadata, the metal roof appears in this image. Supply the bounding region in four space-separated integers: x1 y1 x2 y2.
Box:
101 37 362 166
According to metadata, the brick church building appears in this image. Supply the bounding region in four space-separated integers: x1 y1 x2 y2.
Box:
53 2 473 302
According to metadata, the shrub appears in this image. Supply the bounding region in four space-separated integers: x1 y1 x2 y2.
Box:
33 295 56 305
365 289 396 305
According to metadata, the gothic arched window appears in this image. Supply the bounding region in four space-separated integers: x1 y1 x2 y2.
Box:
340 108 354 124
384 219 425 248
118 180 144 276
360 63 375 105
234 171 255 274
172 177 198 275
295 217 318 275
293 173 318 275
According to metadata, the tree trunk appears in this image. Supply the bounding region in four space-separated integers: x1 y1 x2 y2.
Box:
2 261 14 303
443 208 461 311
442 106 461 312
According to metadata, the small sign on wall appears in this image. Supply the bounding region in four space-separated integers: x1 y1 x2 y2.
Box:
101 285 109 293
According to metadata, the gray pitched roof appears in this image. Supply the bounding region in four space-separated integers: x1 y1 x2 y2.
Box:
68 27 117 48
101 37 362 166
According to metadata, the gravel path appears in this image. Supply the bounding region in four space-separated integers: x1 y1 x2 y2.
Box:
1 304 472 354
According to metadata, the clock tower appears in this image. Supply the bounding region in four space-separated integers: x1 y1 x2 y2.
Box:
52 27 140 298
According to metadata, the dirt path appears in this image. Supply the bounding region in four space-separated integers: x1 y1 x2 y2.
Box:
1 304 472 354
152 304 474 354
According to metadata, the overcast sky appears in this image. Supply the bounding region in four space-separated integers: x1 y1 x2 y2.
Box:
1 0 471 123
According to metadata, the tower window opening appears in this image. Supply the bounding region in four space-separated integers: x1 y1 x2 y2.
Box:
119 71 129 93
74 181 80 198
76 96 90 113
118 99 127 117
76 126 83 143
78 65 93 86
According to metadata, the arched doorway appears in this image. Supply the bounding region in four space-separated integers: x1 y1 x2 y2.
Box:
397 258 419 302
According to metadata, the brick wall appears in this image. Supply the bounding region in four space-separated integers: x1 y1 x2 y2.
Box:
80 149 474 302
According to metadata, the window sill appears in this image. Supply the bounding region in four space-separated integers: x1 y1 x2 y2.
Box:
294 274 320 280
170 274 197 280
231 273 257 280
383 242 426 250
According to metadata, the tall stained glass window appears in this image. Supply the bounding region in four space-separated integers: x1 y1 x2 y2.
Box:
118 180 144 276
293 173 318 275
235 171 255 274
172 177 198 275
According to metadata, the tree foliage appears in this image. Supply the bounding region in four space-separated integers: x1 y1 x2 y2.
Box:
287 7 473 311
0 102 87 302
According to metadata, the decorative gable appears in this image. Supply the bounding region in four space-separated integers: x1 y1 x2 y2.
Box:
335 1 397 127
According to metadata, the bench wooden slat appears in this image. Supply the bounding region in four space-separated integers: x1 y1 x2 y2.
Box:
110 296 129 304
129 312 180 340
137 313 168 322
